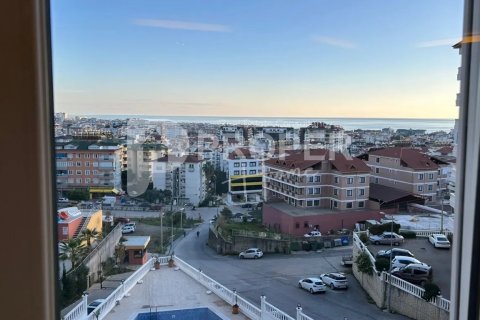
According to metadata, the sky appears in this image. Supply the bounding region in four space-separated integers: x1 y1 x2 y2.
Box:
51 0 464 119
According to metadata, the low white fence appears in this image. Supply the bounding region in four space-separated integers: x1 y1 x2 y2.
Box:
399 229 453 238
64 255 315 320
353 232 451 313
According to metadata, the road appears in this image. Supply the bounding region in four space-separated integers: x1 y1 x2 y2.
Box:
173 207 407 320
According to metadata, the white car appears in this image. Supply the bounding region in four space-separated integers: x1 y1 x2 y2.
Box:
304 230 322 238
121 225 135 234
298 277 326 294
319 273 349 289
428 234 451 248
58 197 69 203
391 256 423 269
239 248 263 259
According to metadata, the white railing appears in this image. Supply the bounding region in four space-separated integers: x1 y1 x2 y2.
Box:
63 296 87 320
353 232 451 313
399 229 453 238
264 299 295 320
236 295 262 319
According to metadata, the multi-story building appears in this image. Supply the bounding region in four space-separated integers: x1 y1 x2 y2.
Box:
360 148 440 201
264 149 370 211
218 126 245 145
225 148 263 205
152 155 206 206
302 122 349 152
249 127 298 152
55 140 123 196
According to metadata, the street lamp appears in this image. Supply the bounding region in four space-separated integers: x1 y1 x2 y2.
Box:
380 211 394 313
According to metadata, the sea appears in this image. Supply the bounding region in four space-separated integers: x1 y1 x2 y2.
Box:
85 115 455 133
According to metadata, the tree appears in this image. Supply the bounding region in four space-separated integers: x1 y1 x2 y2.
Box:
115 238 127 264
355 252 373 275
81 228 101 247
59 238 87 269
220 207 232 220
66 189 90 201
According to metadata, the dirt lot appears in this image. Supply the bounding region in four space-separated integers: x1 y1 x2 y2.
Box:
367 238 452 298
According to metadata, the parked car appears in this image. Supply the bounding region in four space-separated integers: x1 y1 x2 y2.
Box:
239 248 263 259
304 230 322 238
319 273 349 289
369 232 404 245
341 255 354 266
121 225 135 234
241 203 253 208
124 222 136 230
428 234 451 249
391 263 432 286
298 278 327 294
87 299 106 314
115 217 131 224
376 248 414 260
391 256 423 269
58 197 69 203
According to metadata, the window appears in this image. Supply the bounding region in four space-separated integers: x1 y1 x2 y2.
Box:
241 170 247 175
358 201 365 208
314 188 320 194
333 189 338 196
307 200 313 207
295 223 300 229
315 176 320 182
359 189 365 196
334 177 339 184
67 161 73 166
249 170 256 174
418 185 423 192
375 168 380 174
93 170 98 175
76 154 81 158
304 221 309 227
76 170 82 175
308 176 314 182
314 200 319 206
93 162 98 167
234 170 239 175
234 163 240 167
94 154 99 158
418 173 424 180
68 170 73 175
85 154 90 158
333 201 338 208
375 178 379 184
75 178 82 184
84 170 90 175
76 162 81 166
359 176 366 183
241 162 247 167
428 185 433 191
189 164 194 169
308 188 314 194
85 178 91 183
347 178 353 184
376 157 380 163
85 161 90 167
428 173 434 180
346 202 353 209
249 161 256 167
347 190 353 197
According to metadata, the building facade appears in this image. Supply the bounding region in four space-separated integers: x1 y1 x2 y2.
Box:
303 122 349 152
55 140 123 196
360 148 440 201
264 149 370 211
152 155 206 206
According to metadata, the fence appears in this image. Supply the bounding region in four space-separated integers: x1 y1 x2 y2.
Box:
353 232 451 313
399 229 453 238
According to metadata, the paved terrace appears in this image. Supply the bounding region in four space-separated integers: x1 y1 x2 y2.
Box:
104 267 247 320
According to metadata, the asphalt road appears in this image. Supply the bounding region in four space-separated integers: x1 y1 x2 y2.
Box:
173 207 407 320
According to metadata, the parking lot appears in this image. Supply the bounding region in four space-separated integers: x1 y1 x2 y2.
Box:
367 238 452 298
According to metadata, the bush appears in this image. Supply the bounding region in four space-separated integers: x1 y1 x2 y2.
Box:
301 241 312 251
290 241 300 251
369 222 401 235
359 233 369 244
400 231 417 239
355 252 373 275
447 234 453 244
310 241 319 251
422 281 441 302
374 257 390 272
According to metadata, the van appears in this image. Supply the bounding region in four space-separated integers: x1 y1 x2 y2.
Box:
391 263 432 286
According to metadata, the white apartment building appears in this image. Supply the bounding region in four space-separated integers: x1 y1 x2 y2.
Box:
303 122 349 152
218 126 245 145
152 155 206 206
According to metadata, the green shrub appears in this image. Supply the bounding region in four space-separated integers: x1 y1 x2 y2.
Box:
422 281 441 302
290 241 300 251
310 241 318 251
355 252 373 275
302 241 312 251
374 257 390 272
447 234 453 244
400 231 417 239
369 222 401 235
359 233 369 244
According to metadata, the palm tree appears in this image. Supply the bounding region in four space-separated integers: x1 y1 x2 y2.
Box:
81 228 101 247
59 238 87 269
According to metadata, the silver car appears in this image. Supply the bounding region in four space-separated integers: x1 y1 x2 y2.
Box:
369 232 404 246
239 248 263 259
319 273 349 289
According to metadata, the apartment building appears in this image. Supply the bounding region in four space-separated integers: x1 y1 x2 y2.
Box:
152 155 206 206
218 126 245 145
302 122 349 152
225 148 263 204
264 149 370 211
360 148 440 201
55 140 123 195
249 127 299 152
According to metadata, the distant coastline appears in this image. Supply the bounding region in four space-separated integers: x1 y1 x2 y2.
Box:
68 114 455 133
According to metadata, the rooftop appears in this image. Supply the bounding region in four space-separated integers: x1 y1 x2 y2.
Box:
123 236 151 249
368 147 439 170
265 201 370 217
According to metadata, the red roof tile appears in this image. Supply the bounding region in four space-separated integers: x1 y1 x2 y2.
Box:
369 147 439 170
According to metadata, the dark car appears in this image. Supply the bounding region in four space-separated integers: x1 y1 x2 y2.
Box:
87 299 105 314
115 217 131 224
376 248 414 260
391 263 432 286
241 203 253 208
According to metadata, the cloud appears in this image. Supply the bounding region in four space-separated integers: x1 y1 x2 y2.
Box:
133 19 231 32
415 38 458 48
312 36 356 49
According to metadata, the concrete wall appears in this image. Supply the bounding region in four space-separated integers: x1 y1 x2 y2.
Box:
352 237 449 320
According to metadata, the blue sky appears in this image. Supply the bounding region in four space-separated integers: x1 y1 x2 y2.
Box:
51 0 463 118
